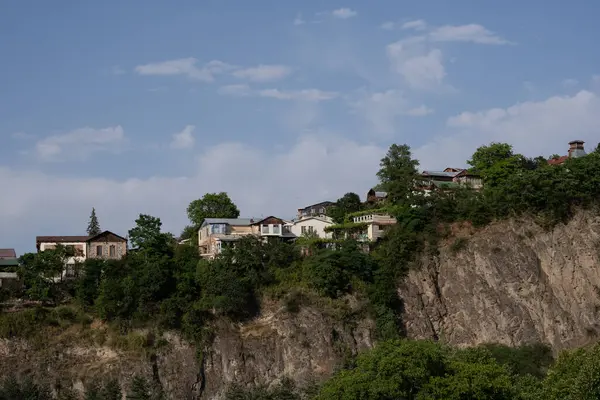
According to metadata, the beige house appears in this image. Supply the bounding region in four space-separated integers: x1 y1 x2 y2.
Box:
351 214 397 242
198 218 258 258
36 230 127 279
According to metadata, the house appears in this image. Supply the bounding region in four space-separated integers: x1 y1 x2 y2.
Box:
251 216 296 240
0 257 20 291
297 201 334 220
198 218 258 258
366 189 388 204
0 248 16 259
86 231 128 260
548 140 587 165
36 231 127 279
289 216 333 239
350 214 397 242
417 168 482 192
452 170 483 189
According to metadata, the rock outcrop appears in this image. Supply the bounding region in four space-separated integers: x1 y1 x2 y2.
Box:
398 210 600 351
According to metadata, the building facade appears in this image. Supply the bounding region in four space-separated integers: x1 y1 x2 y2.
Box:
289 216 333 239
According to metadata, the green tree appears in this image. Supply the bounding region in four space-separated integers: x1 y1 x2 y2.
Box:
327 192 363 223
467 142 514 173
87 207 101 236
376 144 420 205
18 245 74 302
186 192 240 226
128 214 163 250
127 376 151 400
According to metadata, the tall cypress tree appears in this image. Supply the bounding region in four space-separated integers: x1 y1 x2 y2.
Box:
87 208 101 236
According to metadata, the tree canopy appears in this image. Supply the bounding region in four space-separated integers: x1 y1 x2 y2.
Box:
376 144 419 205
87 208 101 237
186 192 240 227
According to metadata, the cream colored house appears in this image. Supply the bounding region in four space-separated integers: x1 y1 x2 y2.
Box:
36 235 88 280
290 216 333 239
351 214 397 242
198 218 258 258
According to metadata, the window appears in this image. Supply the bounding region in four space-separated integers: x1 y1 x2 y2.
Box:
109 245 116 257
272 224 280 234
96 245 102 257
308 226 315 233
301 226 307 234
262 224 269 234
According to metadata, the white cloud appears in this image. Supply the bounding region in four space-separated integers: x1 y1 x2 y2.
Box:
402 20 427 31
170 125 196 150
218 84 252 97
258 88 338 101
428 24 510 45
380 21 395 30
407 105 434 116
34 126 126 162
294 13 305 25
0 134 383 253
562 78 579 88
134 58 234 82
352 90 408 136
331 8 358 19
387 38 447 90
111 66 126 75
414 90 600 170
232 64 292 82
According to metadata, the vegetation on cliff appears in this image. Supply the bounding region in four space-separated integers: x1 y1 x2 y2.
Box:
2 140 600 398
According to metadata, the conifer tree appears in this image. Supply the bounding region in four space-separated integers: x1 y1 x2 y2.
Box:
126 376 151 400
87 208 101 236
101 379 122 400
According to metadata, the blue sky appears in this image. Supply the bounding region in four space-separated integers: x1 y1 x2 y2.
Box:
1 0 600 254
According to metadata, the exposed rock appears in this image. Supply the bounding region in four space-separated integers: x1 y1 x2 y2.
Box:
398 210 600 351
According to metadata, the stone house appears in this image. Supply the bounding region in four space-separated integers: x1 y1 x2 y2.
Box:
86 231 128 260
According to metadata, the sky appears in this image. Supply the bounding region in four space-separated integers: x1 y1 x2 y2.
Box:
1 0 600 255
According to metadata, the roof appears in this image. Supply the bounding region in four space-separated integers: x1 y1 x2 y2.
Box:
0 258 19 267
86 230 127 242
298 201 334 211
201 218 255 228
251 216 285 225
548 156 568 165
0 249 16 258
367 189 388 198
293 216 333 225
454 169 481 178
36 236 90 244
569 140 585 144
421 170 461 178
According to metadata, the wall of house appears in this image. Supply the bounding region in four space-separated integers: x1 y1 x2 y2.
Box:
291 219 332 239
86 240 127 260
39 242 87 265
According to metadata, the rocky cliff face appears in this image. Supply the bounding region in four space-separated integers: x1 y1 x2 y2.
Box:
398 210 600 351
0 300 374 399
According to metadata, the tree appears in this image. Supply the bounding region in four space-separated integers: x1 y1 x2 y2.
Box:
376 144 420 205
328 192 363 223
186 192 240 227
467 142 514 173
87 208 101 237
128 214 163 250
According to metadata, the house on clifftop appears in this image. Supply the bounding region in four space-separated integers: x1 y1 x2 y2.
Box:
548 140 587 165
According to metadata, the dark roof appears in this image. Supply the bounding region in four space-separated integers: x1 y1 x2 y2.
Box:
86 230 127 242
0 248 16 258
251 216 285 225
0 258 19 267
569 140 585 144
201 218 255 228
36 236 90 244
298 201 334 211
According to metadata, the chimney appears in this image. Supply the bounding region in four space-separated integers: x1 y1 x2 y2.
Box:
568 140 586 158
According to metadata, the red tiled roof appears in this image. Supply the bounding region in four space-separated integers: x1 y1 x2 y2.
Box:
0 248 16 258
547 156 568 165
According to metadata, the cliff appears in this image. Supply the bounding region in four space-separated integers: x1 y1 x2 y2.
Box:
398 210 600 351
4 210 600 397
0 299 374 399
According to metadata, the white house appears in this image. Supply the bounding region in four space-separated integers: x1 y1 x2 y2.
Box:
290 216 334 239
351 214 397 242
35 235 88 280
